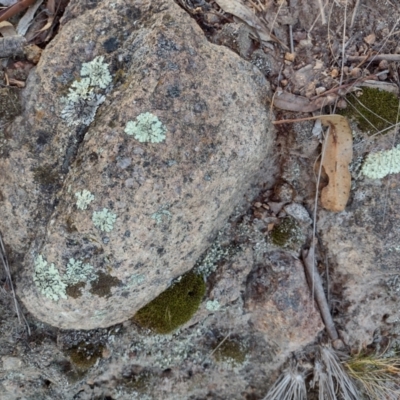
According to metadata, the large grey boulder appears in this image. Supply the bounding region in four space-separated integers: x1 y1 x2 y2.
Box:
0 0 275 329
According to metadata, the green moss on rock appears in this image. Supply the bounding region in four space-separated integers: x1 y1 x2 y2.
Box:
341 87 400 133
270 216 304 249
68 342 103 370
133 271 206 334
213 337 247 364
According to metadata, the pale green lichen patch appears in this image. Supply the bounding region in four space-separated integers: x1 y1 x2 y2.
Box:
64 258 97 285
80 56 112 89
206 299 220 311
92 208 117 232
61 56 112 126
361 144 400 179
33 255 67 301
75 189 94 210
151 209 172 225
125 112 167 143
34 255 100 301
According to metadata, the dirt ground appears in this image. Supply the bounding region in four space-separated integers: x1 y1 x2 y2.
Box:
2 0 400 398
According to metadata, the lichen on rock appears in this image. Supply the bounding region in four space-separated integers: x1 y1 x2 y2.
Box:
33 255 67 301
61 55 111 127
124 112 167 143
361 144 400 179
0 0 275 330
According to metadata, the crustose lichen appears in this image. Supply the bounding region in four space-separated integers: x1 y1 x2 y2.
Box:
361 144 400 179
61 56 112 127
33 255 67 301
75 189 94 210
92 208 117 232
125 112 167 143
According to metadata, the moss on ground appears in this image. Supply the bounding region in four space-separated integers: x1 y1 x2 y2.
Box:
212 337 247 364
133 270 206 334
270 216 303 249
68 342 103 371
341 87 400 133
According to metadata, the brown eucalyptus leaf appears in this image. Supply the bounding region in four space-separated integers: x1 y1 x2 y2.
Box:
273 91 339 112
215 0 288 48
319 115 352 212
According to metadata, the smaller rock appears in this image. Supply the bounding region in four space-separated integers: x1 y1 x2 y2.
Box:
284 203 312 225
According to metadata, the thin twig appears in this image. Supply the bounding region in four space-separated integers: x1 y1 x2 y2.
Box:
302 243 339 343
288 24 294 54
316 0 326 25
350 0 360 28
347 54 400 63
0 233 30 335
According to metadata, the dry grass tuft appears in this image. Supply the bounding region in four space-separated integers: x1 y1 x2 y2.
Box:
344 350 400 400
263 362 307 400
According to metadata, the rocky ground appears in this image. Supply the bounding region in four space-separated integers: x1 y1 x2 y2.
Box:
1 0 400 399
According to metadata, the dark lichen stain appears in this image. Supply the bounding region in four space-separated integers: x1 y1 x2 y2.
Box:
36 130 51 151
90 271 121 298
166 85 181 98
67 342 103 371
33 165 60 189
0 87 21 122
65 216 78 233
122 366 154 392
132 270 206 334
212 337 247 364
103 37 119 53
341 87 400 133
113 68 126 86
126 6 141 21
66 282 85 299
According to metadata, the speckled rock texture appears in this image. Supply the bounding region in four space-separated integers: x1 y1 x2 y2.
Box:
0 0 274 329
0 214 323 400
318 172 400 348
245 251 324 353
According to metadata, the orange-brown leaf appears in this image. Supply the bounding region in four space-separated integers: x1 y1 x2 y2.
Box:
319 115 353 212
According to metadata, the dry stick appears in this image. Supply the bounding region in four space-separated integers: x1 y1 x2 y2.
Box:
363 17 400 73
347 54 400 63
0 233 30 335
0 0 36 23
309 76 373 100
288 24 294 54
302 244 339 343
350 0 360 28
316 0 326 25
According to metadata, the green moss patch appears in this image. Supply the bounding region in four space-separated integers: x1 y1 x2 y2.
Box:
212 337 247 364
68 342 103 371
133 271 206 334
342 87 400 133
270 216 304 249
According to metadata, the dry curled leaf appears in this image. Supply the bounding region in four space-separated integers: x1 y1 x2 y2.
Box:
272 91 339 112
214 0 288 49
273 114 353 212
319 115 352 212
